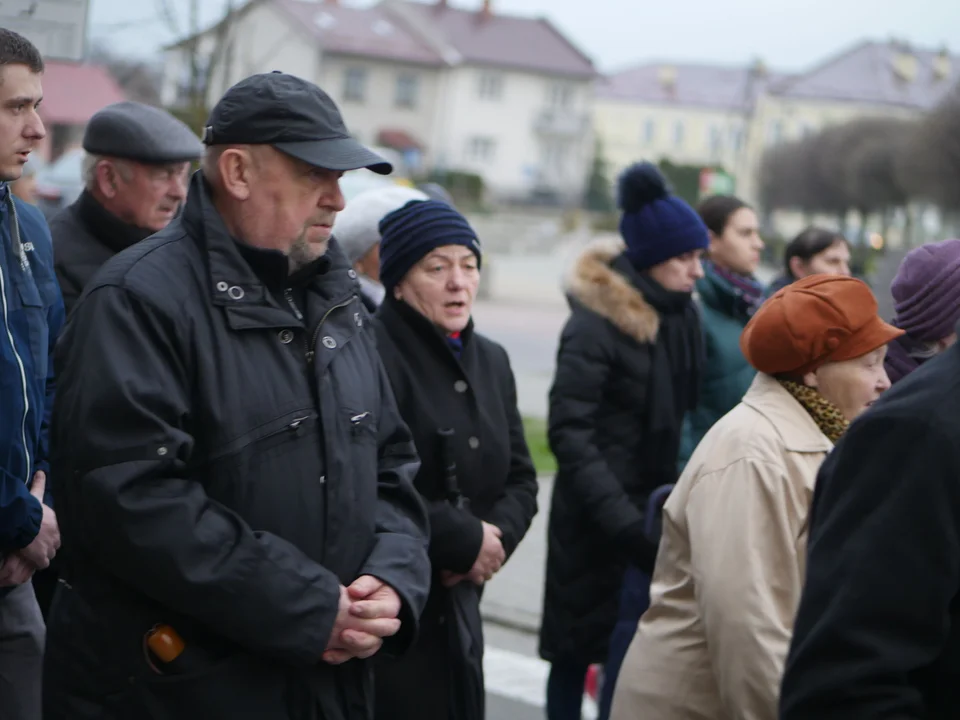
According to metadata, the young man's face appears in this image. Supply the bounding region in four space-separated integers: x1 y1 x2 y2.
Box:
0 63 45 183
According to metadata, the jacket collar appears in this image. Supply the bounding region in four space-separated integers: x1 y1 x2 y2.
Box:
741 373 834 453
564 237 659 343
75 190 155 254
179 170 357 313
378 294 475 365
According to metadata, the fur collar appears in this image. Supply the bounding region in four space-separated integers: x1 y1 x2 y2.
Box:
565 238 659 343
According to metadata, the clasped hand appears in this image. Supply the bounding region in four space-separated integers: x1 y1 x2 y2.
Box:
323 575 402 665
441 521 504 588
0 471 60 587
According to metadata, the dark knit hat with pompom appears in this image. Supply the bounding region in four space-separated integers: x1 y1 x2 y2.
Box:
617 162 710 272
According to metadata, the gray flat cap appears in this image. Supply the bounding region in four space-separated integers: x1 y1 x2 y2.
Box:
83 101 203 164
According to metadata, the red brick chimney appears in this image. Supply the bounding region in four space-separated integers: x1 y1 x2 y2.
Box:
481 0 492 17
436 0 448 7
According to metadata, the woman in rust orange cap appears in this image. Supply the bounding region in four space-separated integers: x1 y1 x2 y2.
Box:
609 274 903 720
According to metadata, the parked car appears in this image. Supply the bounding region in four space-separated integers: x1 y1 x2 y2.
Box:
35 147 85 220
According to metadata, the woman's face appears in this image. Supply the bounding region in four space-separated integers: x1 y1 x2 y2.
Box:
394 245 480 335
792 240 851 279
709 207 764 275
803 346 892 421
647 250 705 293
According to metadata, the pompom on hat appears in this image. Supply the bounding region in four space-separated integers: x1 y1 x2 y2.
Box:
741 274 904 376
617 162 710 272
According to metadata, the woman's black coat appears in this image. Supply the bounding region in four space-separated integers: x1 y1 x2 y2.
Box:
539 241 697 665
372 295 539 720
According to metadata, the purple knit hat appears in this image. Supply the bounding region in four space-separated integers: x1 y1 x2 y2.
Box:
890 238 960 342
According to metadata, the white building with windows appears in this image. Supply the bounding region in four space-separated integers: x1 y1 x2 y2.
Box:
593 41 958 207
592 62 781 197
161 0 598 202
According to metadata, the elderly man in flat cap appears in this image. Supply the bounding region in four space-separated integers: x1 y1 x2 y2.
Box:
43 71 431 720
49 101 202 315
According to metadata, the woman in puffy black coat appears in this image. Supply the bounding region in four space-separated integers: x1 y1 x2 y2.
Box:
371 198 539 720
539 164 710 720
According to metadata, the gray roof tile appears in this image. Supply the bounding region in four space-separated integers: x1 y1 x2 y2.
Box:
771 40 959 109
597 62 787 111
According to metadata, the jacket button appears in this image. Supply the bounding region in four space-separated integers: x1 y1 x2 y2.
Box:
319 475 326 485
468 437 480 450
348 269 357 279
322 336 337 349
454 380 468 393
278 329 294 344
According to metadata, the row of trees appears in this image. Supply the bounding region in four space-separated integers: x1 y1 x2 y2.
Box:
758 86 960 237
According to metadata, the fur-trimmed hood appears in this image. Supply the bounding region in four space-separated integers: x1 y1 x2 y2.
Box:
565 238 659 343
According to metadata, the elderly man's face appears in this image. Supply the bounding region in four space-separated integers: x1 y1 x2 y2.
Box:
244 147 345 268
109 160 190 231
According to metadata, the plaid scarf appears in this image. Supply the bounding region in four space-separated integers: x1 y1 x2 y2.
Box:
704 259 765 317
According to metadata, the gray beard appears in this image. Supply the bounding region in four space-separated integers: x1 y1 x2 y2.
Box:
288 233 325 272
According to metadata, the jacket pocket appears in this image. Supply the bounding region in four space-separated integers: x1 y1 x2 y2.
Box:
14 277 50 381
132 653 291 720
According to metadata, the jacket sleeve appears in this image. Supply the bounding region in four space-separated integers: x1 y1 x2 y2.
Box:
0 475 42 552
548 312 652 568
52 285 344 665
359 362 431 654
686 457 807 720
484 345 538 560
52 259 82 319
780 416 960 720
34 271 66 482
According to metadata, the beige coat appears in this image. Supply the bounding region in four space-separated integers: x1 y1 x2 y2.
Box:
610 373 832 720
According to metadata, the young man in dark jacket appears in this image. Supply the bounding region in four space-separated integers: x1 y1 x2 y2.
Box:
0 28 65 719
780 333 960 719
43 72 431 720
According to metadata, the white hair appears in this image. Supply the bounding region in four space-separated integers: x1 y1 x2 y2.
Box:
82 153 133 191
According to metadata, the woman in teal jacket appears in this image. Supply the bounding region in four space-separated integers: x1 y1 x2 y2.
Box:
679 195 764 465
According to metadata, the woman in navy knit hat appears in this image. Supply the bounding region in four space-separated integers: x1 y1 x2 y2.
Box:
538 162 709 720
371 199 538 720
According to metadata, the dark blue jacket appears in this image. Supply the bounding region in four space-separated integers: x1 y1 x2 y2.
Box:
0 184 64 552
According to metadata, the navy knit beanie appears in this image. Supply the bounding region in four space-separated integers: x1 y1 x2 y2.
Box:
378 199 482 291
618 162 710 272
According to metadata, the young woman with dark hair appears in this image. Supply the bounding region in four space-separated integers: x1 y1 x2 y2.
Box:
679 194 764 466
766 227 851 295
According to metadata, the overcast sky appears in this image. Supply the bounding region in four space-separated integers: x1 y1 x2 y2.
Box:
86 0 960 73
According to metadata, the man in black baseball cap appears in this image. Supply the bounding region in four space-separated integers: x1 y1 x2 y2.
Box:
203 70 392 175
43 72 429 720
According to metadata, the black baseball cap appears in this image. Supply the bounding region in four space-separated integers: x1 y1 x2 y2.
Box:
202 71 392 175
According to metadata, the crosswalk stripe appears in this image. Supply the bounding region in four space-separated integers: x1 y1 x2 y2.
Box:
484 646 598 719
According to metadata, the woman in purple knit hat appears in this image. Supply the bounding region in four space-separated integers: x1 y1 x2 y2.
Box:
886 238 960 383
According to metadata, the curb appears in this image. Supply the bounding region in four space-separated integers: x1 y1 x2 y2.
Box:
481 600 541 636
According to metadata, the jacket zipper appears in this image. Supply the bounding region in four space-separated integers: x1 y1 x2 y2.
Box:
0 201 31 485
305 296 355 365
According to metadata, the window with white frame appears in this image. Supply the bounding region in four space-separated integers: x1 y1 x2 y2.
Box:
730 125 743 153
395 72 419 109
708 124 723 157
548 82 574 109
673 120 685 149
642 118 656 145
767 119 784 145
478 72 504 101
343 66 367 103
466 136 497 163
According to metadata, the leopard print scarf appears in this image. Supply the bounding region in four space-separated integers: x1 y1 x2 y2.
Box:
778 380 849 444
